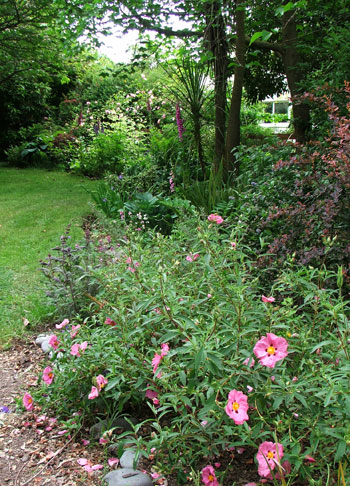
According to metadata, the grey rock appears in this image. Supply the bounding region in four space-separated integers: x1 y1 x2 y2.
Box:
104 468 153 486
35 334 50 345
41 338 52 353
120 449 139 469
108 438 134 457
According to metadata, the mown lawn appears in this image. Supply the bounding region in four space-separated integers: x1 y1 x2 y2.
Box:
0 167 98 348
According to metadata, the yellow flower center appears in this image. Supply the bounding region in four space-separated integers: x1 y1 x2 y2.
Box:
208 474 214 482
28 397 32 404
48 373 53 379
232 401 240 411
267 451 274 459
267 346 276 355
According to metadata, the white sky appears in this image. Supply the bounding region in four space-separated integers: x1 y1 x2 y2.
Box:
98 28 140 63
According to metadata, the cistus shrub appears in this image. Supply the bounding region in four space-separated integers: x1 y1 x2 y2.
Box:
28 213 350 484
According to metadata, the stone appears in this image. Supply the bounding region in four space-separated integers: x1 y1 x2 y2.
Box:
104 468 153 486
120 449 139 469
35 334 50 345
41 338 52 353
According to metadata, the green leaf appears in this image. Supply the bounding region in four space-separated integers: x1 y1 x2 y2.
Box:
249 32 263 46
335 440 347 462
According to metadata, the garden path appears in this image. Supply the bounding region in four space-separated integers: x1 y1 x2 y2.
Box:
0 338 104 486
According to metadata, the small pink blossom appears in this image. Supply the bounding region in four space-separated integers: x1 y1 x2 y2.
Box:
108 457 119 467
214 462 221 468
105 318 117 326
304 455 316 463
207 293 212 298
261 295 275 303
257 441 284 478
23 393 34 411
152 354 162 374
201 465 219 486
270 375 276 381
292 376 298 382
48 334 59 350
208 214 224 224
88 386 99 400
243 356 255 368
160 343 169 357
200 420 208 427
56 318 69 329
127 266 135 273
82 439 90 446
225 389 249 425
150 472 161 479
70 343 81 356
146 389 159 400
253 333 288 368
247 385 254 393
70 324 81 338
99 437 109 444
237 447 245 454
230 242 237 248
42 366 54 385
96 375 108 391
57 429 68 435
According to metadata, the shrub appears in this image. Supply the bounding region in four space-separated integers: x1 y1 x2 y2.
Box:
28 214 349 484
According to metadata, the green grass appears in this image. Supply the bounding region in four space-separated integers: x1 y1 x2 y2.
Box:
0 167 98 348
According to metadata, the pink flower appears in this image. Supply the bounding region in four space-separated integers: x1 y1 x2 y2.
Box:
80 341 88 352
152 353 162 374
96 375 108 391
88 386 99 400
23 392 34 411
70 324 81 338
105 318 117 326
243 356 255 368
201 465 219 486
225 389 249 425
247 385 254 393
176 103 185 141
214 462 221 468
125 257 132 264
256 441 284 478
160 343 169 357
230 242 237 249
56 318 69 329
70 343 81 356
207 213 224 224
150 472 161 479
99 437 109 444
304 455 316 463
48 334 59 350
200 420 208 427
108 457 119 467
42 366 54 385
145 389 158 400
261 295 275 303
82 439 90 446
253 333 288 368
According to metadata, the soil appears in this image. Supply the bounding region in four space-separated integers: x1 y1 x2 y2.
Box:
0 336 262 486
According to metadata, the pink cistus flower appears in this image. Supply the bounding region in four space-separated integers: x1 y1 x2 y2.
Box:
207 213 224 224
96 375 108 391
261 295 275 303
201 465 219 486
176 103 184 140
152 353 162 374
77 458 104 473
56 318 69 329
48 334 59 350
225 389 249 425
42 366 54 385
70 341 88 357
253 333 288 368
23 392 34 411
256 441 284 478
88 386 99 400
104 317 117 326
70 324 81 338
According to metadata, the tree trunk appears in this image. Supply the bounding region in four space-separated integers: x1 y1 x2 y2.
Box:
224 0 246 179
204 1 229 172
282 8 310 142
